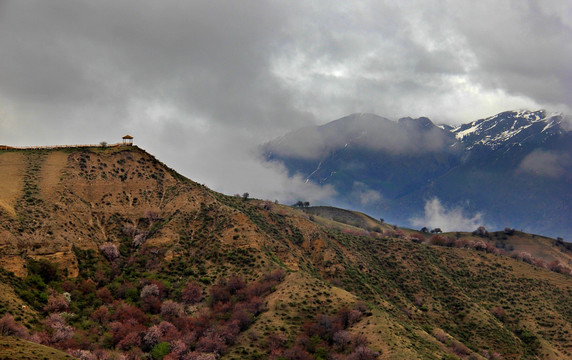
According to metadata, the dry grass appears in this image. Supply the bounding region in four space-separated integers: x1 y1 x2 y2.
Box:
0 336 76 359
0 152 25 217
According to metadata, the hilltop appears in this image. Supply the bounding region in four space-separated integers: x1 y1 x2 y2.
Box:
0 146 571 359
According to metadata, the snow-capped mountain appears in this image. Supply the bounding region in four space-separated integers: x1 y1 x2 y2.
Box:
262 110 572 238
452 110 565 150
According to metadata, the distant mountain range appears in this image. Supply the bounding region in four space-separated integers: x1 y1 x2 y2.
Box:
262 110 572 238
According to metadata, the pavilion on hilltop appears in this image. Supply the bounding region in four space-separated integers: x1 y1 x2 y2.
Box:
122 135 134 146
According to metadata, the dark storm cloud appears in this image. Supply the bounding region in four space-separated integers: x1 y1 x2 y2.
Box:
447 0 572 107
0 0 570 202
0 1 310 129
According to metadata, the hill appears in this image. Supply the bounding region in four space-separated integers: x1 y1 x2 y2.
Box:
0 146 571 359
0 336 76 359
262 110 572 239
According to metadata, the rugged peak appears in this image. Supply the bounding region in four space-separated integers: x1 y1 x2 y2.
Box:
398 116 436 130
451 109 566 150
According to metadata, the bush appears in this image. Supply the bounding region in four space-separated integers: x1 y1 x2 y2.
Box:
347 346 379 360
28 259 59 284
451 339 470 355
429 235 453 247
151 342 171 360
547 260 572 275
433 328 447 343
0 314 29 338
409 233 425 243
491 306 505 321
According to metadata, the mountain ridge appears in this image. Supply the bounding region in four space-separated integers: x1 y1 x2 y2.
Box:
262 110 572 238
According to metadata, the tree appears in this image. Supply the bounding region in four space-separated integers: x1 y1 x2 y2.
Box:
96 287 114 303
141 284 160 299
160 300 184 319
91 306 110 324
420 227 429 233
472 226 489 237
196 329 227 355
99 242 120 261
333 330 352 350
142 295 162 314
117 331 142 351
266 332 288 353
264 268 286 282
45 313 74 344
44 293 69 313
144 325 161 348
68 349 98 360
504 227 516 235
283 345 312 360
303 201 310 207
242 192 249 201
226 274 246 294
181 280 203 305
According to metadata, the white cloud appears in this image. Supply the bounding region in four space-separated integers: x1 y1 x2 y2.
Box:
410 197 485 232
519 150 571 178
350 182 383 206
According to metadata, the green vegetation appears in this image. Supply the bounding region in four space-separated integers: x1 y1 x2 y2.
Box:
0 147 570 360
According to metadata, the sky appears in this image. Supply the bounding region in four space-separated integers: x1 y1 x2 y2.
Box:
0 0 571 204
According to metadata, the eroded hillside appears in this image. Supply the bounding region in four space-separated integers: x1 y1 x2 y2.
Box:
0 147 571 360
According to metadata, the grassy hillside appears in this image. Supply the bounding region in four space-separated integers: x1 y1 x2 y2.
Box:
0 336 76 359
0 146 570 359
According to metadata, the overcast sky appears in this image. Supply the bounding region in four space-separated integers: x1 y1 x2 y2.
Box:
1 0 571 202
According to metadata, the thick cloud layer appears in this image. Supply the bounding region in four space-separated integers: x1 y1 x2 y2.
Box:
0 0 570 203
264 114 456 160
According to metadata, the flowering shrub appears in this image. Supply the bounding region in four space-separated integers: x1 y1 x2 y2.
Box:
99 242 120 261
0 314 29 338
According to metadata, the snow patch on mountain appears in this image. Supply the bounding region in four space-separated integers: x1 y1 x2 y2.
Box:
451 110 563 150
